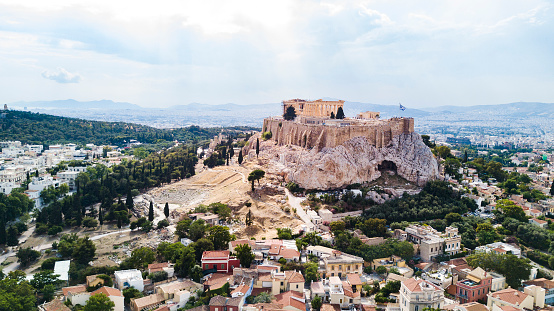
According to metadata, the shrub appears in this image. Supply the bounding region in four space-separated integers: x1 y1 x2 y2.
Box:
149 271 168 282
48 226 63 236
262 131 272 140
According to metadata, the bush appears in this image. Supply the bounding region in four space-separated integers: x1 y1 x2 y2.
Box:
41 257 61 270
148 271 168 282
262 131 272 140
35 223 49 235
157 219 170 229
82 217 98 228
47 226 63 236
14 222 28 233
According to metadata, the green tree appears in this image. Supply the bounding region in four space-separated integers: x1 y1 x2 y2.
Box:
126 190 134 211
376 266 387 275
276 228 293 240
189 219 207 241
248 169 265 191
148 201 154 222
245 209 253 226
192 238 214 262
550 180 554 196
238 150 243 165
30 270 61 291
435 145 451 159
208 226 234 250
123 287 143 305
255 138 260 158
190 265 203 282
175 246 196 277
336 107 345 119
329 221 346 235
72 236 96 265
128 247 156 269
0 220 6 245
496 199 527 222
84 293 115 311
330 111 335 119
0 273 37 311
305 261 319 283
175 219 192 239
157 219 170 229
6 226 18 246
164 202 170 218
42 284 56 302
83 217 98 228
467 252 531 288
16 247 41 267
283 106 296 121
254 292 273 303
235 244 255 268
445 212 462 225
311 295 322 311
476 222 499 245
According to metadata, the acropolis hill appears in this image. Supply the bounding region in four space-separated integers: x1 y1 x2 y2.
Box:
263 99 414 150
246 99 439 190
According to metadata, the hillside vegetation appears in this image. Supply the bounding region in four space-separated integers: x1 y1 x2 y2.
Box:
0 110 253 146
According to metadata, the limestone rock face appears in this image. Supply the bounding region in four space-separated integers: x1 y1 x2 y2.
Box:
246 133 439 190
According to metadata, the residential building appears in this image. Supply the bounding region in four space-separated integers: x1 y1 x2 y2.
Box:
523 278 554 305
38 299 71 311
148 262 175 278
405 225 461 262
455 267 493 304
399 278 445 311
90 287 124 311
274 290 306 311
63 286 124 311
487 286 545 311
372 256 413 277
131 293 165 311
0 181 16 195
475 242 522 258
310 276 361 308
114 269 144 292
529 218 548 228
201 251 240 274
54 260 71 284
453 302 490 311
323 250 364 277
255 269 304 295
208 295 244 311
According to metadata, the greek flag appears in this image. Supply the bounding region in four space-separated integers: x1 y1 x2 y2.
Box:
399 103 406 111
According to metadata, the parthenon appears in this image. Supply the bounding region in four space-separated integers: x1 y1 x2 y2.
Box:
282 99 345 118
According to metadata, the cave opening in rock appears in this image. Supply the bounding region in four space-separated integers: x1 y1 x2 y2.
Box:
378 160 397 174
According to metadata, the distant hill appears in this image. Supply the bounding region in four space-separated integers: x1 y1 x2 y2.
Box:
343 101 431 118
422 102 554 118
9 99 142 110
0 110 228 146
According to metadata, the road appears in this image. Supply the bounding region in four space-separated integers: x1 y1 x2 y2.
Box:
285 189 315 231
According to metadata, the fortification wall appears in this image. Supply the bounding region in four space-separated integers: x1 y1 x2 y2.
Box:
262 117 414 150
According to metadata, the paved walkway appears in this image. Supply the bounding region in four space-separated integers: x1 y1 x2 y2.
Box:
285 189 315 231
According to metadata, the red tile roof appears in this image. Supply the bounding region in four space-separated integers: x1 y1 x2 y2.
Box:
490 288 529 305
91 286 123 297
347 273 362 286
202 250 230 259
274 291 305 311
62 285 87 296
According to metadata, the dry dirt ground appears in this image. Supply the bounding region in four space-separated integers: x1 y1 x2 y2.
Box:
17 158 303 272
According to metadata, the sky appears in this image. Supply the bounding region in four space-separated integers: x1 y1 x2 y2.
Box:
0 0 553 108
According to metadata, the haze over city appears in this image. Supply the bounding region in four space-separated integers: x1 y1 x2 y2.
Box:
1 0 553 108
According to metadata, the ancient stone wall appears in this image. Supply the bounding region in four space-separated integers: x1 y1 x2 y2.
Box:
262 117 414 150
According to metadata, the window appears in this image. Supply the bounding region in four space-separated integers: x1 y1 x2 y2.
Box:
355 265 358 269
339 265 342 270
216 308 218 311
221 264 225 269
415 306 419 311
281 282 284 286
340 299 343 304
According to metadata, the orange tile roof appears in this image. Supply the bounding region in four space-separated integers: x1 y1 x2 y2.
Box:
62 285 87 296
148 262 169 271
490 288 529 305
91 286 123 297
321 304 341 311
40 299 71 311
342 281 360 298
133 293 165 310
286 271 305 283
231 284 250 295
202 250 230 259
347 273 362 286
524 278 554 289
279 247 300 259
403 278 441 293
274 291 305 311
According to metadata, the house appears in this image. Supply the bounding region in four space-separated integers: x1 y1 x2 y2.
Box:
90 287 124 311
523 278 554 305
322 250 364 277
86 275 108 288
38 299 71 311
148 262 175 278
114 269 144 292
487 286 545 311
208 295 244 311
455 267 493 304
274 290 306 311
310 276 361 308
54 260 71 284
405 225 461 262
154 280 202 310
453 302 490 311
372 256 413 277
63 286 124 311
475 242 522 258
131 293 165 311
201 251 240 274
399 278 445 311
529 218 548 228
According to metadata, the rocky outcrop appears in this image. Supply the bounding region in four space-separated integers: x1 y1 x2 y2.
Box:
245 132 439 190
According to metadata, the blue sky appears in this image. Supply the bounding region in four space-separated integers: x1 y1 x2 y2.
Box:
0 0 552 108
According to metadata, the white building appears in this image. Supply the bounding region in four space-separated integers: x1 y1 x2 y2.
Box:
114 269 144 292
0 181 16 195
475 242 522 258
54 260 71 283
399 278 445 311
28 176 64 192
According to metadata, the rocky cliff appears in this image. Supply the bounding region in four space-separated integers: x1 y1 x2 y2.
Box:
245 132 439 190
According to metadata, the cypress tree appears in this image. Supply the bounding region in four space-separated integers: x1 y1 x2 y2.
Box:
238 150 243 165
148 201 154 222
463 150 468 163
336 107 345 119
0 220 6 245
164 202 169 218
6 226 18 246
99 207 104 225
550 180 554 196
256 138 259 158
126 190 134 211
330 111 335 119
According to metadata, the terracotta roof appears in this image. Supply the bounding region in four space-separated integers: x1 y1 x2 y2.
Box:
40 299 71 311
251 302 287 311
269 244 281 255
209 295 228 306
499 306 519 311
403 278 441 293
321 304 341 311
257 265 280 273
153 306 170 311
490 288 529 305
342 281 360 298
531 218 548 225
231 284 250 295
524 278 554 289
493 248 507 253
202 250 230 259
91 286 123 297
148 262 169 272
448 258 468 267
187 305 210 311
62 285 87 296
86 274 102 284
226 296 243 306
286 271 305 283
279 247 300 259
468 267 488 280
347 273 362 286
250 287 272 296
132 293 165 310
362 305 376 311
459 302 490 311
274 291 305 311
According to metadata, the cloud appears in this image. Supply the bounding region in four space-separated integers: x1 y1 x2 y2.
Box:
41 67 81 83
